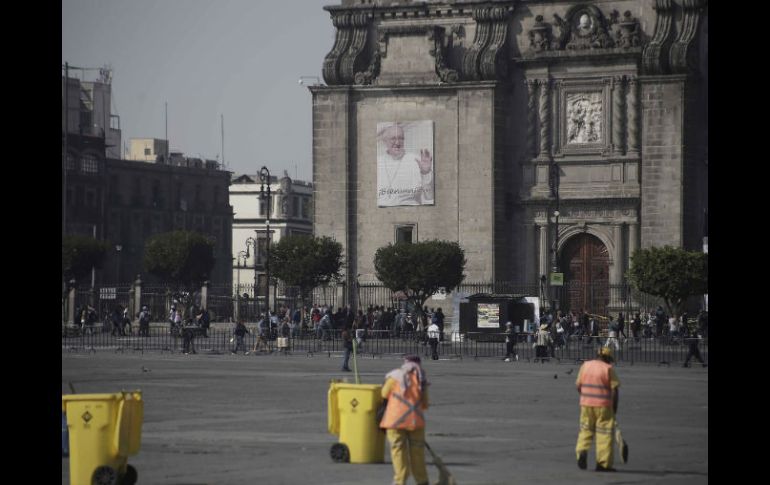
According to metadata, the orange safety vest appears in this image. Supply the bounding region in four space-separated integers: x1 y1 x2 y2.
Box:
380 373 425 430
577 360 614 408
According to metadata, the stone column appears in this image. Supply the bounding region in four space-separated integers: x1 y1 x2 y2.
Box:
526 79 538 158
627 221 639 268
131 275 142 322
67 280 76 325
201 280 209 310
612 76 625 155
538 79 551 159
234 293 240 323
538 223 549 279
611 225 624 285
626 76 640 155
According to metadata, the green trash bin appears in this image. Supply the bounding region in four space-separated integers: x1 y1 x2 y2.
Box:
62 391 143 485
327 382 385 464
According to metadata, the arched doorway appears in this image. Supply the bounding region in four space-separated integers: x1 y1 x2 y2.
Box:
560 233 610 316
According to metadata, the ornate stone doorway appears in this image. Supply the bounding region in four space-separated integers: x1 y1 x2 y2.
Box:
560 233 610 316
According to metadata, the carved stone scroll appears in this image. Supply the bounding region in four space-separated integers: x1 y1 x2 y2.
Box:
322 13 352 85
339 12 371 85
669 0 706 73
642 0 675 74
461 6 513 81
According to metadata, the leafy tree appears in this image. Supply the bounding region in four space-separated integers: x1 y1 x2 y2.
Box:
144 230 215 300
374 240 466 318
62 235 109 283
269 235 343 308
627 246 708 318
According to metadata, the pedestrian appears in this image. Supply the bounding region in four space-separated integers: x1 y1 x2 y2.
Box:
427 319 440 360
380 354 431 485
182 318 197 355
575 347 621 472
122 308 132 336
682 334 707 368
605 316 620 352
617 312 627 341
341 328 353 372
253 314 270 353
111 306 123 336
197 307 210 338
232 320 249 355
138 305 151 337
555 319 566 349
432 307 445 341
503 321 518 362
535 323 552 360
631 312 641 342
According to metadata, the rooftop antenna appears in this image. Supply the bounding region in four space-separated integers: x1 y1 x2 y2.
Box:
165 101 169 161
221 114 225 170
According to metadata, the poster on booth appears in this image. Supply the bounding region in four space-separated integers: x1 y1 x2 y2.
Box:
477 303 500 328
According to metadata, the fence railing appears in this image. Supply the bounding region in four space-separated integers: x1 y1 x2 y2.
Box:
61 325 707 365
63 279 689 327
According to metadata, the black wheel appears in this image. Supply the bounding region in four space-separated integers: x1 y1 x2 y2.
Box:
92 465 118 485
330 443 350 463
121 465 138 485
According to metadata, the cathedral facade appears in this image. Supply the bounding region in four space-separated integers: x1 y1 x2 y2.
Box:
310 0 707 315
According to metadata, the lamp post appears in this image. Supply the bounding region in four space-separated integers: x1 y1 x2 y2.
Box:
115 244 122 285
236 250 248 289
245 236 258 295
259 166 272 317
549 162 561 313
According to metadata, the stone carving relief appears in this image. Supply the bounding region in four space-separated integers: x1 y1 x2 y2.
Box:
611 10 641 48
566 92 603 144
553 5 614 51
354 51 380 85
528 15 551 52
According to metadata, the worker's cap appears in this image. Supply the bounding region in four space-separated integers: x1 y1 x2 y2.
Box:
403 354 421 364
597 347 615 362
506 321 513 327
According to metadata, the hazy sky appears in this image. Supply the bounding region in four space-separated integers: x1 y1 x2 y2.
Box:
62 0 335 182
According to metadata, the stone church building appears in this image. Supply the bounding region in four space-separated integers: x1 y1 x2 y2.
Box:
310 0 707 315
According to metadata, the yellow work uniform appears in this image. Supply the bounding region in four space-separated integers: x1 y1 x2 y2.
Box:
381 376 430 485
575 361 620 469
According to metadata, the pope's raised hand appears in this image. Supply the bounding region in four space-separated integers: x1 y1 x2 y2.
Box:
416 149 432 174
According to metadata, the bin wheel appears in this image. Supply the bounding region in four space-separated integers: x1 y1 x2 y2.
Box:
330 443 350 463
121 465 138 485
92 465 118 485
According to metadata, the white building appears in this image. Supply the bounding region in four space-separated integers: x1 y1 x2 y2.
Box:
230 172 313 294
127 138 168 162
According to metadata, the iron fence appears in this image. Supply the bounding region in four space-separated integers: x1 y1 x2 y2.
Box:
61 325 707 365
62 279 686 328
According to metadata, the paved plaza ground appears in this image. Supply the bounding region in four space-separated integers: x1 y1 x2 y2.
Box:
62 350 708 484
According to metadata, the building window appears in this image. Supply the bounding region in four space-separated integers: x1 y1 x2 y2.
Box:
81 154 99 174
293 196 300 217
66 152 77 171
144 147 152 156
395 224 416 244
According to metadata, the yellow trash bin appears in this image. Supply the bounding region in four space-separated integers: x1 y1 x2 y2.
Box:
327 381 385 464
62 391 143 485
